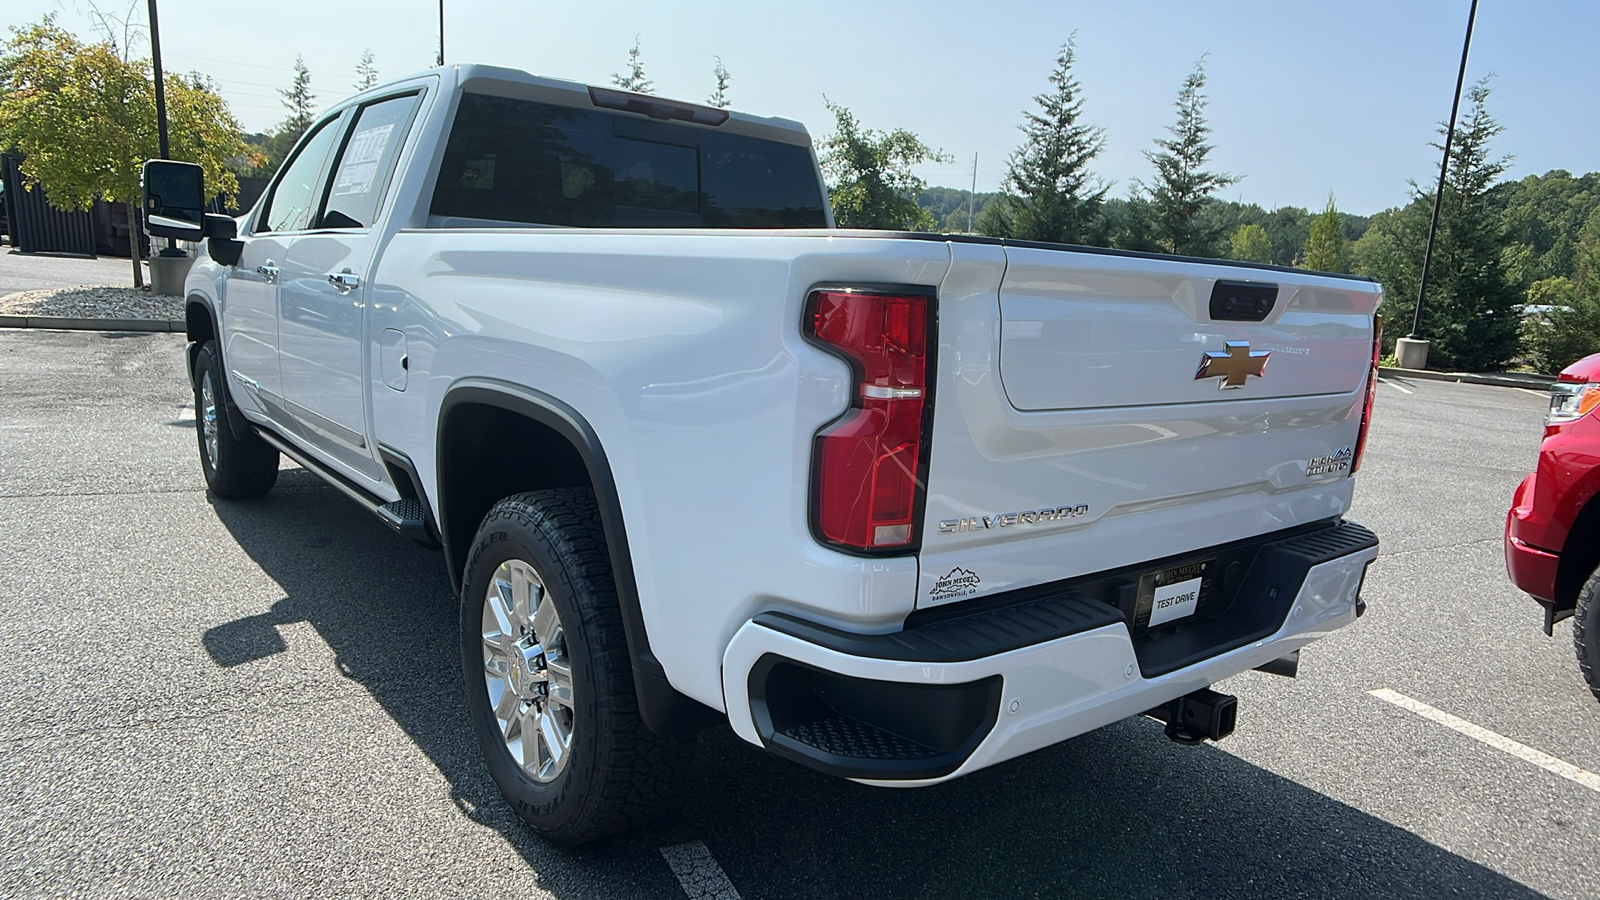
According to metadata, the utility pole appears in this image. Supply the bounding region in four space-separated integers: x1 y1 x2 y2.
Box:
966 153 978 234
147 0 168 159
1402 0 1480 370
438 0 445 66
146 0 181 263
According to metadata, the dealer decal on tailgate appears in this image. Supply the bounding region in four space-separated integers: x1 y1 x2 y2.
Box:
1139 559 1213 628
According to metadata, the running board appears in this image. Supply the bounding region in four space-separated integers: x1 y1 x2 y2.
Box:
253 429 439 548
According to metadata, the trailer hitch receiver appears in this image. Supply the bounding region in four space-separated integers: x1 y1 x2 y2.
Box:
1145 687 1237 745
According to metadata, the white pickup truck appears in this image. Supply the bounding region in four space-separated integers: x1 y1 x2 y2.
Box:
144 64 1381 844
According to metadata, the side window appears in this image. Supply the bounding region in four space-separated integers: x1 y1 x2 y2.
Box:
259 117 343 234
319 93 421 229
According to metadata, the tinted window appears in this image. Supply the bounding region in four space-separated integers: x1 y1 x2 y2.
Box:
320 93 421 229
260 118 343 233
432 93 826 229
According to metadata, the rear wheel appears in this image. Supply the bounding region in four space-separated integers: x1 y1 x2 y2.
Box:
192 340 278 498
1574 568 1600 703
460 489 687 844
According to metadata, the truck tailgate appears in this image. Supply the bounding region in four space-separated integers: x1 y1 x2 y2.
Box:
918 242 1380 609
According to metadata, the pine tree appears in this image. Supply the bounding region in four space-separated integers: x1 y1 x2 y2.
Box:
1302 195 1349 272
708 57 731 109
1408 78 1520 370
612 38 653 94
1141 58 1237 256
280 54 316 140
980 37 1107 244
354 49 378 91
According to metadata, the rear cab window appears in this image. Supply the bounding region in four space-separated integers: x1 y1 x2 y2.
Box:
430 92 827 229
320 93 423 229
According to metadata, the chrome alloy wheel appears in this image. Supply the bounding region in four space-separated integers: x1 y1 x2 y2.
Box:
199 369 219 468
482 559 575 783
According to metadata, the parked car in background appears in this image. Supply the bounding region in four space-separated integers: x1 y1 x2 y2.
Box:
1506 352 1600 701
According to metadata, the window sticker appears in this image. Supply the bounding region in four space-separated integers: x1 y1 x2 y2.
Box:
333 123 396 197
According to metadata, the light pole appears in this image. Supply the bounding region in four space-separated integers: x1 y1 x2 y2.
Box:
438 1 445 66
147 0 169 160
1399 0 1480 371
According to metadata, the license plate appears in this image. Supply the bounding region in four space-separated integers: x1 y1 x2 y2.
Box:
1138 559 1215 629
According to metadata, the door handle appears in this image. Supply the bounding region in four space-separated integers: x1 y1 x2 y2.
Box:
328 270 361 292
255 262 278 282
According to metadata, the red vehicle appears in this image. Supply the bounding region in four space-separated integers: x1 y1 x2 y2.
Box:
1506 353 1600 701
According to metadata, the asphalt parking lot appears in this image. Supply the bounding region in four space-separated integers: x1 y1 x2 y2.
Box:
3 329 1597 899
0 249 142 297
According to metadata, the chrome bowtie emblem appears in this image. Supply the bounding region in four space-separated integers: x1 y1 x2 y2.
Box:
1196 341 1270 389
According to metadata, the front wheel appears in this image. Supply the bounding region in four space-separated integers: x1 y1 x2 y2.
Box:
460 489 688 844
192 340 278 498
1574 567 1600 703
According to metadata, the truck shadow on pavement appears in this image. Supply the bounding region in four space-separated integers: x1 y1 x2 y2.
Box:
202 474 1548 900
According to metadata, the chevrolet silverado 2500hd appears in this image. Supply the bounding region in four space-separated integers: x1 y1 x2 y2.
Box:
143 64 1381 844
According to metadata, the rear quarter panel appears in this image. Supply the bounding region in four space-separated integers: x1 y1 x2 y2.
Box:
367 230 949 708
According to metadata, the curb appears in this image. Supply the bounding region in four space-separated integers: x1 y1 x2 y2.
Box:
0 315 184 333
1379 366 1554 390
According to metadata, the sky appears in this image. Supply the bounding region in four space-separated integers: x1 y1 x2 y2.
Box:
6 0 1598 216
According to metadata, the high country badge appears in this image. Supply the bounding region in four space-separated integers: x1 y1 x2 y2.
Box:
1306 446 1353 476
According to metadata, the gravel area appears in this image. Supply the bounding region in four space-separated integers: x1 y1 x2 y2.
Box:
0 286 181 319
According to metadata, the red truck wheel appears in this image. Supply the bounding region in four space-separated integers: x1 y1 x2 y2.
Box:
1575 568 1600 703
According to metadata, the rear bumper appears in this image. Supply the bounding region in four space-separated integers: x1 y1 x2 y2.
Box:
722 522 1378 786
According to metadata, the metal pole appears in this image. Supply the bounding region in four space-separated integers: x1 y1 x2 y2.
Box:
147 0 168 159
967 153 978 233
1411 0 1479 339
438 0 445 66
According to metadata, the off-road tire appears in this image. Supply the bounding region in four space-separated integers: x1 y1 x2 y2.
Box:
460 489 688 844
1574 567 1600 703
192 340 278 498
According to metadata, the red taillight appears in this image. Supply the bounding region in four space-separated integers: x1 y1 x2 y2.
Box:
806 289 933 550
1352 315 1381 473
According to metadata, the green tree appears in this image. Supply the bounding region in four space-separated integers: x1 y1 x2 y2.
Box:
980 37 1107 245
254 55 317 175
1104 195 1162 252
919 185 998 233
1489 169 1600 291
708 56 730 109
1523 207 1600 372
0 16 245 287
1352 202 1428 353
1520 275 1593 373
1229 223 1272 263
1303 194 1350 272
355 48 378 91
1406 79 1520 370
612 37 653 94
1141 58 1238 256
818 98 949 230
280 54 315 138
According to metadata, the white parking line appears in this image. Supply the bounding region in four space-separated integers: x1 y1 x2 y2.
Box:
176 406 195 423
661 841 742 900
1379 379 1413 394
1370 688 1600 794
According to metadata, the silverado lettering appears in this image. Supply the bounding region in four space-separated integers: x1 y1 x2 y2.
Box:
939 504 1090 534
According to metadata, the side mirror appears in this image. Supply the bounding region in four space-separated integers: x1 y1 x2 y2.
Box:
142 159 206 241
202 213 237 240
